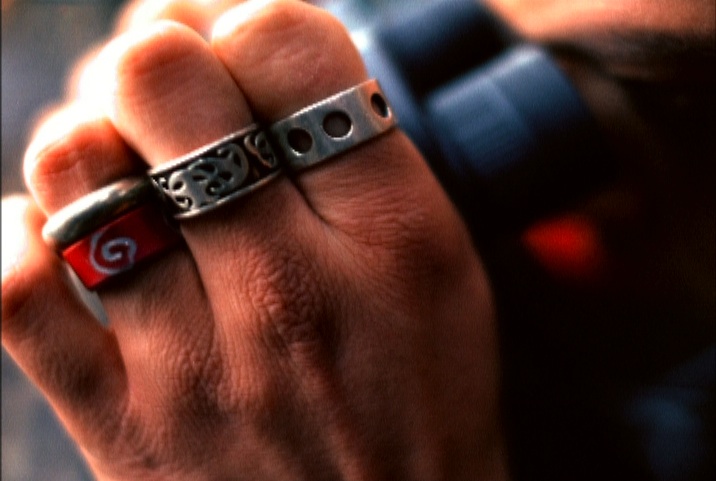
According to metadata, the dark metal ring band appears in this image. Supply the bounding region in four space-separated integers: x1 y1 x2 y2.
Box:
268 79 397 171
148 124 282 219
42 176 158 250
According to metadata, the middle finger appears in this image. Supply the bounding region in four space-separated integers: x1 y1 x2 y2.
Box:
93 20 330 368
24 17 315 417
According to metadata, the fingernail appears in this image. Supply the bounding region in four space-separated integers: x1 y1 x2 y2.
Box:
2 196 30 280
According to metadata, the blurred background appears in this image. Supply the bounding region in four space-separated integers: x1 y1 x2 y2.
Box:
2 3 123 479
0 1 418 479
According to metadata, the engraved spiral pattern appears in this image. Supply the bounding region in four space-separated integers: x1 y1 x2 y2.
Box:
163 143 250 210
89 229 138 275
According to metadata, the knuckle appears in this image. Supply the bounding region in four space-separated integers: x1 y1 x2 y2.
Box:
245 246 328 354
250 0 346 43
344 162 474 282
23 105 71 191
391 198 471 275
103 403 170 476
213 0 365 112
24 107 133 211
97 18 243 160
117 0 244 35
159 338 230 418
119 271 237 421
41 337 123 408
118 0 213 38
106 20 207 99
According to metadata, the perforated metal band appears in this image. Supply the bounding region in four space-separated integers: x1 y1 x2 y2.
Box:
268 79 396 171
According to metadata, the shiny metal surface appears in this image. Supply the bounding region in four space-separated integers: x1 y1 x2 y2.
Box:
149 125 282 219
42 177 157 250
269 79 396 171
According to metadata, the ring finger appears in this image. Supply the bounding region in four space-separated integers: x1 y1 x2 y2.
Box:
21 21 260 430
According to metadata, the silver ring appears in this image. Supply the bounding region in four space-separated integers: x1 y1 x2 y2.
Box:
268 79 397 172
42 176 158 250
148 124 282 219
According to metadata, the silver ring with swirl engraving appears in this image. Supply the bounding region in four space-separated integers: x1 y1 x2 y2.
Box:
268 79 397 172
148 124 282 219
42 176 158 250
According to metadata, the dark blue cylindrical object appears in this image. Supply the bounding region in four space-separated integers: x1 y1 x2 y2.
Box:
375 0 514 99
423 45 611 228
347 0 612 230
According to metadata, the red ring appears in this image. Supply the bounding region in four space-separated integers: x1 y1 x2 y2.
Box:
61 203 181 289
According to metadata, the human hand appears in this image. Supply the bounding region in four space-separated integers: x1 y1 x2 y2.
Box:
1 1 506 480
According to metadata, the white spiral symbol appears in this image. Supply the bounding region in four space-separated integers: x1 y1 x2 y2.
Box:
89 229 138 275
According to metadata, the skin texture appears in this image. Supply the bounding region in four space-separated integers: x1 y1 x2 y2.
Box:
2 1 506 480
3 0 713 479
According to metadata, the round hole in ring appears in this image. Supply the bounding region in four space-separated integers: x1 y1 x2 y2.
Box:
322 111 352 138
287 128 313 154
370 93 390 118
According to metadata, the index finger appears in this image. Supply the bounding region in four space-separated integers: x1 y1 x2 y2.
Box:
211 0 455 243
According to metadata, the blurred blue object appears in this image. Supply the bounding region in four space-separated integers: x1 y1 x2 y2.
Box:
624 347 716 481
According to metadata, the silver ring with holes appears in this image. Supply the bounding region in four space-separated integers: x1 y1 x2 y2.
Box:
148 124 282 219
268 79 397 172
